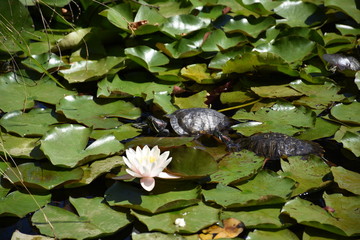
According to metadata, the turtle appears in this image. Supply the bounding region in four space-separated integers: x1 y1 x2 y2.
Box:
146 108 236 147
237 132 324 160
323 53 360 71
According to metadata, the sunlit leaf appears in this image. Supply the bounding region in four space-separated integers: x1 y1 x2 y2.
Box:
0 72 75 112
330 102 360 124
161 15 210 38
132 203 219 233
105 181 200 213
57 95 141 128
224 16 275 38
279 155 331 196
0 190 51 218
282 193 360 237
246 229 299 240
324 0 360 23
4 162 83 190
174 90 208 109
0 133 45 159
21 53 68 73
180 64 223 84
154 92 178 114
209 150 263 185
32 197 131 239
331 166 360 195
251 84 302 98
125 46 169 72
201 29 246 51
0 109 58 137
40 124 123 168
90 124 141 141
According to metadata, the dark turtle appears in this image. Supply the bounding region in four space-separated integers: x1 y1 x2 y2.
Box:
146 108 236 147
237 132 324 160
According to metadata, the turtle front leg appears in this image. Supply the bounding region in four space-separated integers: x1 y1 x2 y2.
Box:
214 131 241 152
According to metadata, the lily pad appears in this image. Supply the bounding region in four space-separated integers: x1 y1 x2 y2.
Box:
40 124 123 168
32 197 131 239
21 53 68 73
330 102 360 124
125 137 194 149
334 128 360 157
0 190 51 218
59 56 126 83
97 74 174 100
65 156 124 188
4 162 83 190
255 36 316 63
180 64 222 84
324 0 360 23
282 193 360 237
251 84 302 98
161 15 210 38
105 181 200 214
154 92 179 114
57 95 141 128
0 109 58 137
232 102 315 136
224 16 275 38
279 155 331 196
246 229 299 240
0 72 75 112
297 118 339 140
221 207 286 229
201 29 246 51
290 80 345 110
174 90 208 109
203 170 295 208
125 46 169 72
90 124 142 141
0 134 45 159
331 166 360 195
209 150 264 185
168 147 218 177
131 203 219 233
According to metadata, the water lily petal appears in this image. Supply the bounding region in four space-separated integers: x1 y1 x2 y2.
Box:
158 171 180 179
140 177 155 191
126 168 143 178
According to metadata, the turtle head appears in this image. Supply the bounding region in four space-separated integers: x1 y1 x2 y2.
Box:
147 116 169 135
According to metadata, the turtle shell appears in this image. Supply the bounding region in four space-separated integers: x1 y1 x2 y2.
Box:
168 108 231 136
239 132 323 160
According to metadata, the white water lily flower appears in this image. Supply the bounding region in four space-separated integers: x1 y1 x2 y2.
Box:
114 145 179 191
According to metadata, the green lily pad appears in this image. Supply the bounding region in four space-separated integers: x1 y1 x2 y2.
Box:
105 181 200 214
132 232 191 240
57 95 141 128
125 46 169 72
279 155 331 196
290 80 345 110
0 134 45 159
274 1 321 27
330 102 360 124
297 118 340 140
0 190 51 218
232 102 315 136
21 53 68 73
180 64 222 84
65 156 124 188
282 193 360 237
0 109 58 137
59 56 126 83
174 90 208 109
203 170 295 208
32 197 131 239
0 0 34 53
221 207 286 229
10 231 55 240
131 203 219 233
255 36 316 63
251 84 302 98
97 74 174 100
157 38 202 59
224 16 275 38
246 229 299 240
0 72 75 112
303 227 356 240
125 137 194 149
201 29 246 51
161 15 210 38
223 51 296 75
40 124 123 168
168 147 218 177
90 124 141 141
209 150 264 185
154 92 178 114
4 162 83 190
334 127 360 157
324 0 360 23
220 90 256 105
331 166 360 195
